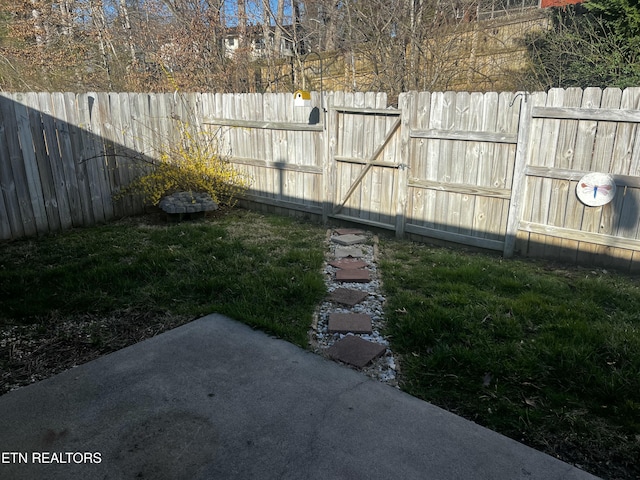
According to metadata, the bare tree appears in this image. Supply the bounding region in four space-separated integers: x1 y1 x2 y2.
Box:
88 0 116 85
273 0 285 56
30 0 50 46
237 0 247 48
117 0 136 64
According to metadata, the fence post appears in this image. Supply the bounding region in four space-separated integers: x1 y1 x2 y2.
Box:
322 92 336 224
503 92 532 257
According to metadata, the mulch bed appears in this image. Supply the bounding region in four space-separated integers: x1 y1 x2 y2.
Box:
0 309 192 396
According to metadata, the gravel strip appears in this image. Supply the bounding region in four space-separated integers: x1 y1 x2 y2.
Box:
310 229 399 387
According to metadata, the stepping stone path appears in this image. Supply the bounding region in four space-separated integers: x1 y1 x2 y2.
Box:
311 228 398 387
328 313 373 334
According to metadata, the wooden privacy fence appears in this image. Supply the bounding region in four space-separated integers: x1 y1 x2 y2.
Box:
2 88 640 271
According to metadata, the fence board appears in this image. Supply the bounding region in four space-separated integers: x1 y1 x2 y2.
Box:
274 93 288 205
0 95 26 238
121 92 144 213
350 92 365 218
473 91 496 239
287 91 303 204
53 93 84 227
312 91 324 207
460 92 481 237
92 93 115 220
496 92 520 238
360 92 376 222
407 91 432 227
516 91 545 255
261 93 275 199
29 91 62 233
422 92 443 230
15 94 49 234
592 89 629 265
449 92 471 235
41 92 74 230
370 94 386 225
504 92 533 257
281 93 297 207
64 92 94 225
76 94 104 223
436 92 456 234
548 87 582 262
246 93 261 202
1 95 30 237
533 106 640 122
335 92 353 217
0 175 11 239
535 89 565 257
574 88 606 265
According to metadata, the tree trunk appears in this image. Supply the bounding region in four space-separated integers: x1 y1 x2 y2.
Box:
273 0 285 56
237 0 247 49
118 0 137 64
88 0 115 86
30 0 48 46
59 0 75 37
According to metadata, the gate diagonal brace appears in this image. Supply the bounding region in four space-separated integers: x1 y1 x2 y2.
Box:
333 116 401 215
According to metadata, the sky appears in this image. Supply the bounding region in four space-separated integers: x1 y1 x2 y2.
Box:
95 1 295 27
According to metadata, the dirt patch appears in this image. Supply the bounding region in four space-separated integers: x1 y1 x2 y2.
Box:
0 309 192 396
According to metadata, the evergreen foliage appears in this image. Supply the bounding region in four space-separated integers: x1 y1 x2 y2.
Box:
526 2 640 89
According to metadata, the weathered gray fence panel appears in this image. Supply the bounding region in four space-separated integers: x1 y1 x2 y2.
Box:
203 91 324 215
403 90 520 251
2 89 640 272
513 87 640 271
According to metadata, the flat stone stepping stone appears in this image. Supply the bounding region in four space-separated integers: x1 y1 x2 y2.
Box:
334 246 363 258
328 259 368 270
335 269 370 283
327 336 386 368
328 313 372 334
332 234 367 246
334 228 365 235
329 288 369 306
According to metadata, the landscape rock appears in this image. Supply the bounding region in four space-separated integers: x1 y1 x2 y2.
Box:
159 192 219 215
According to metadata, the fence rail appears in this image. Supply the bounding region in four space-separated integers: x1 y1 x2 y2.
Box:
2 88 640 271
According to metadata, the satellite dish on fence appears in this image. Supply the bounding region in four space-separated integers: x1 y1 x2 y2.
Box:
576 172 616 207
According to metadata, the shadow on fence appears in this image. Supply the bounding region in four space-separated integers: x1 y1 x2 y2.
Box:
0 94 158 240
239 185 640 274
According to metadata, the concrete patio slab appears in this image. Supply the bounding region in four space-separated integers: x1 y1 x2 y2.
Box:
0 314 600 480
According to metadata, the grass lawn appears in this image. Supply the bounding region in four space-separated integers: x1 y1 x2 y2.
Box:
0 208 327 392
1 209 639 479
378 238 640 480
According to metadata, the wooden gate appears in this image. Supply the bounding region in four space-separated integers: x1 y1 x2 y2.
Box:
325 92 522 250
326 93 408 236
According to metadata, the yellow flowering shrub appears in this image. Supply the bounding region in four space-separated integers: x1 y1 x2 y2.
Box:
116 124 250 207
